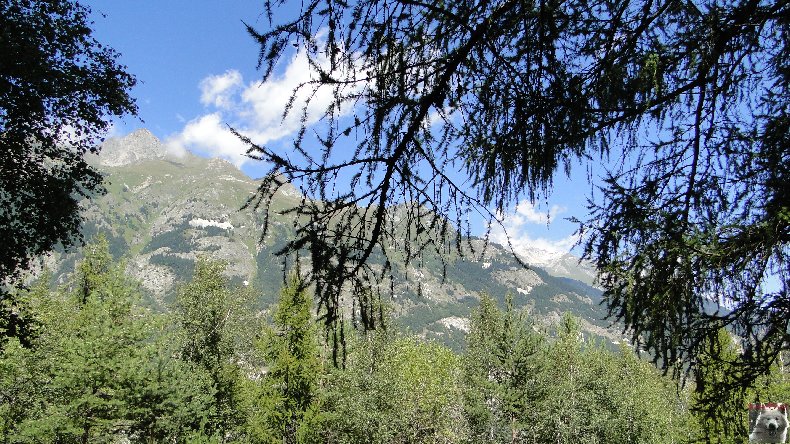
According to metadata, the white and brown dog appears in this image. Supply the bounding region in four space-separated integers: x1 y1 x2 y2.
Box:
750 403 788 443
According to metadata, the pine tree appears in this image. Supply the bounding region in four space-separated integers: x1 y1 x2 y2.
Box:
16 237 147 442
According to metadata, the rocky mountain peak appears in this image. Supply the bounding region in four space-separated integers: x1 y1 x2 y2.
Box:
513 248 598 286
98 128 169 167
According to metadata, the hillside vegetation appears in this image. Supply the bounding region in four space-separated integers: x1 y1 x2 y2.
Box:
43 129 616 349
3 238 788 442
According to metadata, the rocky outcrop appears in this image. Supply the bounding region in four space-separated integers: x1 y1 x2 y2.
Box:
98 128 171 167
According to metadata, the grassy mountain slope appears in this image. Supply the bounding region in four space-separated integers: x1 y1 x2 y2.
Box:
49 129 621 348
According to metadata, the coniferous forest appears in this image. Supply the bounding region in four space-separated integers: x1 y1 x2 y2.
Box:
2 237 788 443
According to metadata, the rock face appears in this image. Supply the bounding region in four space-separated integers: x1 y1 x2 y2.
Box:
98 128 170 167
518 249 598 287
54 129 617 347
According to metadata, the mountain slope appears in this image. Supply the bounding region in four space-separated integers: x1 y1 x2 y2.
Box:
49 129 619 347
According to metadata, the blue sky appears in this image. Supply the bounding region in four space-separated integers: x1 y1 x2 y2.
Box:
86 1 262 140
85 0 590 260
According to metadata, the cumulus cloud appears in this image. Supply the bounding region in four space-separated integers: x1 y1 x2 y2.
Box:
168 43 355 169
508 200 567 225
166 113 248 167
489 201 578 262
240 49 336 137
199 70 243 109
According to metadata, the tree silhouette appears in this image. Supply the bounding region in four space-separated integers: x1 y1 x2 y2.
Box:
240 0 788 397
0 0 137 342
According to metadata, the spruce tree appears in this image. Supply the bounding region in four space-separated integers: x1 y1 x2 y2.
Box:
244 273 321 444
462 294 543 443
0 237 216 442
175 257 253 439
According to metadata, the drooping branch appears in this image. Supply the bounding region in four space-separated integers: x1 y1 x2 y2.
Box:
239 1 790 396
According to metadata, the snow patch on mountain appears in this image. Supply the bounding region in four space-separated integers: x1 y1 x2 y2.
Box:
189 218 234 230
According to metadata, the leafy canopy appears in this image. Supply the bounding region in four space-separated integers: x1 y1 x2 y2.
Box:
0 0 137 283
242 0 789 392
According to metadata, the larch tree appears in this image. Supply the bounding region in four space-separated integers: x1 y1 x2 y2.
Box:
240 0 788 404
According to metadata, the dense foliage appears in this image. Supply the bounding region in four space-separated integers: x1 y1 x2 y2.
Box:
240 0 789 404
0 238 217 441
0 0 137 341
4 240 790 442
241 273 321 443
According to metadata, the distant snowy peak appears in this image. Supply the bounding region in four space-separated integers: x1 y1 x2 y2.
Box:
515 246 568 269
98 128 170 167
513 245 598 287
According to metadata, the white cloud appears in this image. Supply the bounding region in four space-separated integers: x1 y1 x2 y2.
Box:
508 201 566 225
166 113 249 167
200 70 243 109
165 140 188 159
489 200 578 264
240 48 337 136
169 40 360 170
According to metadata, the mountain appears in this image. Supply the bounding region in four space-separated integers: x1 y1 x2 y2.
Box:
511 246 598 287
47 129 621 349
98 128 170 167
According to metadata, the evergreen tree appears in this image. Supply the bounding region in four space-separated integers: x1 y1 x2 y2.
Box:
12 237 147 442
462 294 543 443
0 237 216 442
539 314 598 442
175 257 255 440
240 0 789 405
690 328 750 442
242 273 321 444
120 317 218 442
753 351 790 409
0 280 48 440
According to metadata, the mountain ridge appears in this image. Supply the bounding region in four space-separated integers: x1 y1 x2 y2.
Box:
51 130 620 347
